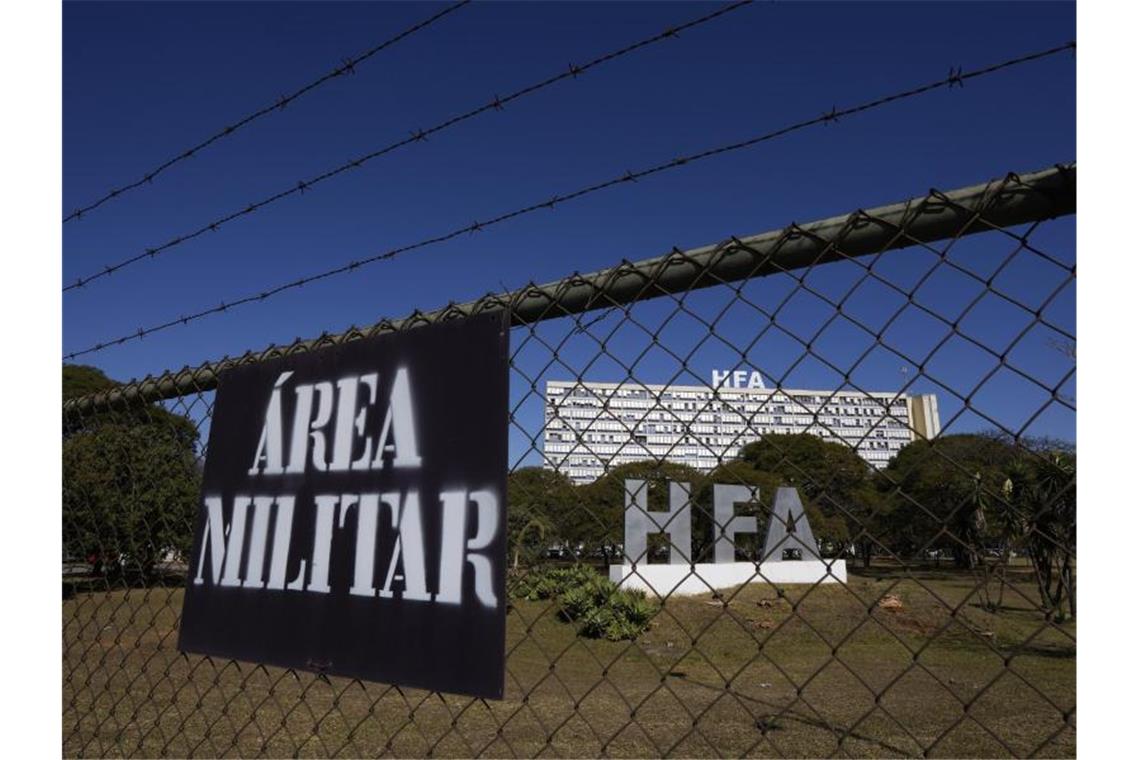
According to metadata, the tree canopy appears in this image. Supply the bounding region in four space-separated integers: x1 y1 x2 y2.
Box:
507 467 576 567
62 364 202 583
878 433 1019 565
63 364 119 401
738 433 877 554
63 364 199 445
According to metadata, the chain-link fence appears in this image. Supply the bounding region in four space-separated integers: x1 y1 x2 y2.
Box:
63 163 1076 758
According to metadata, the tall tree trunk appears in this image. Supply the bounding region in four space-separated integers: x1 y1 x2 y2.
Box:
1059 553 1075 620
1030 548 1056 620
995 544 1011 610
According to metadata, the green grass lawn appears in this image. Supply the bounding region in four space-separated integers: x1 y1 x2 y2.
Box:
63 564 1074 758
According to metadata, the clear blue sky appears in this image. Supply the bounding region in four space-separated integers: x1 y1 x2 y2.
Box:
63 0 1076 461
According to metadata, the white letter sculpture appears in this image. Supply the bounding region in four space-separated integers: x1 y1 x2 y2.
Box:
609 481 846 597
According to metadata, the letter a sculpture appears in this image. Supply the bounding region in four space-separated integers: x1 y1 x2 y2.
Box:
760 487 820 562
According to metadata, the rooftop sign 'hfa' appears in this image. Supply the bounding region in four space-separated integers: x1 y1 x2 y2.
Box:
178 313 509 699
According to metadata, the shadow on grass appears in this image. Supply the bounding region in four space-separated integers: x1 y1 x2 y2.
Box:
673 671 920 756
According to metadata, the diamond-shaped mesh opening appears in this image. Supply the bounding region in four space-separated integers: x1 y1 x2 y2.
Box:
63 166 1075 756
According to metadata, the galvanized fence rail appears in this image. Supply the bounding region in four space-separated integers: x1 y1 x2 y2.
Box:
63 163 1076 758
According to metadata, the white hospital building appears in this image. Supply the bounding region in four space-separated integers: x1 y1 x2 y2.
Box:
543 370 940 483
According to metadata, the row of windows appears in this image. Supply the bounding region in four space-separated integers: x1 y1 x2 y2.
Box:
548 446 904 483
548 383 906 407
549 405 909 425
548 395 905 412
548 400 910 423
548 435 909 453
548 419 911 439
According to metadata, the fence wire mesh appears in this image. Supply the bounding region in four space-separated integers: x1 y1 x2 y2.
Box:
63 163 1076 758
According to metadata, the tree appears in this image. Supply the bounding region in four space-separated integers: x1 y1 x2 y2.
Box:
62 365 202 583
879 433 1018 568
1007 446 1076 620
63 364 198 444
878 433 1077 620
63 364 119 400
738 433 873 560
506 467 575 568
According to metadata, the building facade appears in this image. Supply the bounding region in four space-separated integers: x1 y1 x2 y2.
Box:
543 373 941 484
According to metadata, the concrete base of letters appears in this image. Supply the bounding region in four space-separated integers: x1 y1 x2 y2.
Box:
607 560 847 597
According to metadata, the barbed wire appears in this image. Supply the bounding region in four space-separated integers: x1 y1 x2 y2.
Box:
63 41 1075 361
62 0 473 225
63 0 755 291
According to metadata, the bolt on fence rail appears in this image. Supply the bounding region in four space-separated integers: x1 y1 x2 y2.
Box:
64 162 1075 758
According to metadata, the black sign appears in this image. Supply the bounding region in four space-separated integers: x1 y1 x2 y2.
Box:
178 313 509 699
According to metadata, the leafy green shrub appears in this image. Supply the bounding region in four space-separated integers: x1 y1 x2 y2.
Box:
511 564 597 601
513 564 657 641
578 587 657 641
558 574 612 621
